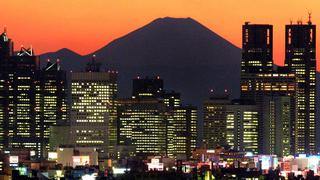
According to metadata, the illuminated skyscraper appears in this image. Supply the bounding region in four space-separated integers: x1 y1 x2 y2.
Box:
71 58 118 156
0 36 67 158
241 21 297 155
118 77 197 158
203 94 230 149
285 18 317 154
117 98 167 156
203 96 259 154
226 99 259 154
0 48 41 156
39 60 68 155
240 71 296 154
167 105 197 159
262 96 291 156
241 22 273 74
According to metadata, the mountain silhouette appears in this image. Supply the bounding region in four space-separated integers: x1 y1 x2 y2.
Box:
40 17 241 105
40 17 320 144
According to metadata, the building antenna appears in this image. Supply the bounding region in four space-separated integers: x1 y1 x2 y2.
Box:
308 11 312 25
30 45 33 56
4 25 7 33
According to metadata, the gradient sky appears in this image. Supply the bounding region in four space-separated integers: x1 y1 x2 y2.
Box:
1 0 320 69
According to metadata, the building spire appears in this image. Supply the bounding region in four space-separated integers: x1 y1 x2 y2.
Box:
308 12 312 25
4 26 7 33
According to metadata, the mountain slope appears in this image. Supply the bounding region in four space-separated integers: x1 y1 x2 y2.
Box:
90 17 241 102
41 17 241 105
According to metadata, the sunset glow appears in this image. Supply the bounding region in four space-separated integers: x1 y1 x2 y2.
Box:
1 0 320 69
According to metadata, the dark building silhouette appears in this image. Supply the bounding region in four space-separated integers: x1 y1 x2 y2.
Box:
241 22 273 74
0 30 68 158
132 76 164 98
0 28 13 61
284 18 317 154
40 60 68 154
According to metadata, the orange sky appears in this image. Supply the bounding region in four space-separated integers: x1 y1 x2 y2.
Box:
1 0 320 69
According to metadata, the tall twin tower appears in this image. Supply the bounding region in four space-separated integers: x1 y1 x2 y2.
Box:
241 18 316 155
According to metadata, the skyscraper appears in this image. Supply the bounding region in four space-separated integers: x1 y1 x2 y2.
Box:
240 71 296 154
241 22 297 155
203 94 230 149
285 18 317 154
0 28 13 61
203 96 259 154
241 22 273 74
262 96 291 156
167 105 197 159
117 98 167 157
39 60 68 155
0 32 67 158
0 47 41 156
118 77 197 158
226 99 259 154
70 58 118 156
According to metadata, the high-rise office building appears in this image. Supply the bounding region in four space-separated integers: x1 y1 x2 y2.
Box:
241 22 273 74
241 22 297 155
262 96 291 156
226 99 259 154
117 98 167 157
284 19 317 154
203 94 230 149
167 105 197 160
118 77 197 158
0 28 13 60
240 72 296 154
0 34 67 158
203 96 259 154
39 60 68 155
0 48 41 156
70 59 118 156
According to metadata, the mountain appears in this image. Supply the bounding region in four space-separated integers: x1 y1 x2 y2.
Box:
40 17 241 105
40 17 320 143
40 48 83 69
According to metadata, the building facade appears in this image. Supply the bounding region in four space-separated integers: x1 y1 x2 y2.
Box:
167 105 197 159
203 94 230 149
284 20 317 154
70 62 117 156
226 100 259 154
0 30 68 158
240 72 296 155
118 77 197 159
241 23 273 74
117 98 167 157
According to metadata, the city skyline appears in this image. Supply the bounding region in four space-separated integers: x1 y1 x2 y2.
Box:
2 0 320 70
1 2 320 178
